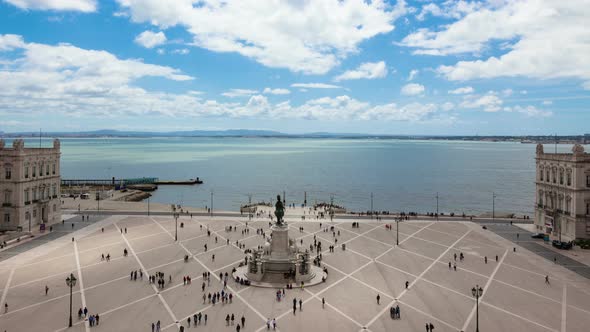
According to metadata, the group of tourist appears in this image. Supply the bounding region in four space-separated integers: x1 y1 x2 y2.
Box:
78 307 99 327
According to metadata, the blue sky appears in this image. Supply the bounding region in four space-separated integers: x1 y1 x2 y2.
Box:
0 0 588 135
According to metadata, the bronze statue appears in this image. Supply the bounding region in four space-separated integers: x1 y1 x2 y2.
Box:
275 194 285 226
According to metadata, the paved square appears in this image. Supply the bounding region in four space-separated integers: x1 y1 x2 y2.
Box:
1 214 589 332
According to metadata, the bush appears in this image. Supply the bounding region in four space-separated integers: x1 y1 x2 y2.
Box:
575 239 590 249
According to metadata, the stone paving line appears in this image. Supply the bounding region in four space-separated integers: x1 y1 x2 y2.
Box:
485 223 590 279
148 216 270 331
114 222 180 329
2 215 589 332
73 240 90 332
253 222 435 332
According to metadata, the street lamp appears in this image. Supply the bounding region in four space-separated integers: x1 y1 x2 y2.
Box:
65 273 77 327
147 196 150 216
492 192 497 220
174 212 179 241
248 194 252 221
371 192 375 220
436 192 439 221
471 285 484 332
210 191 213 217
396 217 400 246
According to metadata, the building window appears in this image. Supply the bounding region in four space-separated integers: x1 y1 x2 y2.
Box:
540 170 544 181
5 168 11 180
587 175 590 187
24 190 29 203
546 170 550 182
3 191 10 204
53 204 56 212
52 184 56 197
25 166 29 178
33 166 36 177
3 214 9 223
552 169 556 183
587 203 590 215
52 163 55 175
33 210 36 218
567 172 572 186
33 188 37 201
46 164 49 176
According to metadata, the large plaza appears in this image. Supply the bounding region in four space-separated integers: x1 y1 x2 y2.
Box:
1 213 589 332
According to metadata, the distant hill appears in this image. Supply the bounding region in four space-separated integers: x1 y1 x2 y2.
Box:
2 129 287 138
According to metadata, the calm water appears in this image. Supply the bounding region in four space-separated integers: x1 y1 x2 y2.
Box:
7 137 585 215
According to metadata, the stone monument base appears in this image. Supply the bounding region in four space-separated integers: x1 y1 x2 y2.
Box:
233 265 327 288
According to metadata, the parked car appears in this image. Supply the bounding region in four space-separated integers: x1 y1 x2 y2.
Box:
552 240 573 250
531 233 545 239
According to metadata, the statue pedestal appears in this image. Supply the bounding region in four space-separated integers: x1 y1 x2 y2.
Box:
270 224 290 259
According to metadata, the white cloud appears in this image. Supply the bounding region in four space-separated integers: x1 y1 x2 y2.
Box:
504 105 552 117
403 1 590 89
290 83 342 89
502 89 513 97
542 100 552 105
0 34 25 51
221 89 259 98
263 88 290 95
171 48 190 55
442 102 454 111
407 69 418 81
460 93 503 112
135 31 167 49
448 86 473 94
4 0 96 12
401 83 425 96
0 34 195 118
416 1 483 21
334 61 387 82
116 0 407 74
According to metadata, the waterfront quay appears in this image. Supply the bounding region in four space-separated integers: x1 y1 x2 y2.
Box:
1 211 589 332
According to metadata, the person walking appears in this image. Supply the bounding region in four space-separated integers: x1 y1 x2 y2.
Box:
96 313 100 325
322 297 325 309
376 294 380 305
299 299 303 311
293 298 297 315
152 322 155 332
426 323 430 332
4 303 7 313
405 281 409 289
156 320 161 332
241 315 245 328
545 275 550 285
45 285 49 295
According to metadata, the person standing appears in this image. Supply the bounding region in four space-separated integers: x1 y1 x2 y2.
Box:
376 294 380 305
322 297 325 309
241 315 245 328
293 298 297 315
45 285 49 295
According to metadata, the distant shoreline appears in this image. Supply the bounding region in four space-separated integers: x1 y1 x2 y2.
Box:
1 132 588 144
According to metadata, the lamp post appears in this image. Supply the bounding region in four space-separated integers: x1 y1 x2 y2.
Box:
210 191 213 217
147 196 150 216
65 273 77 327
370 192 374 220
396 217 400 246
174 212 179 241
492 192 497 220
471 285 483 332
436 192 439 221
248 194 252 221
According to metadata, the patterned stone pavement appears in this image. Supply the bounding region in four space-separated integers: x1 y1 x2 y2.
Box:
0 214 589 332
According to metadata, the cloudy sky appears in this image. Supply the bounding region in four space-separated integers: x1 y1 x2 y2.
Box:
0 0 588 135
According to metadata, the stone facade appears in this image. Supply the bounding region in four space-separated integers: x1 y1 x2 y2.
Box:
534 144 590 241
0 139 61 231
